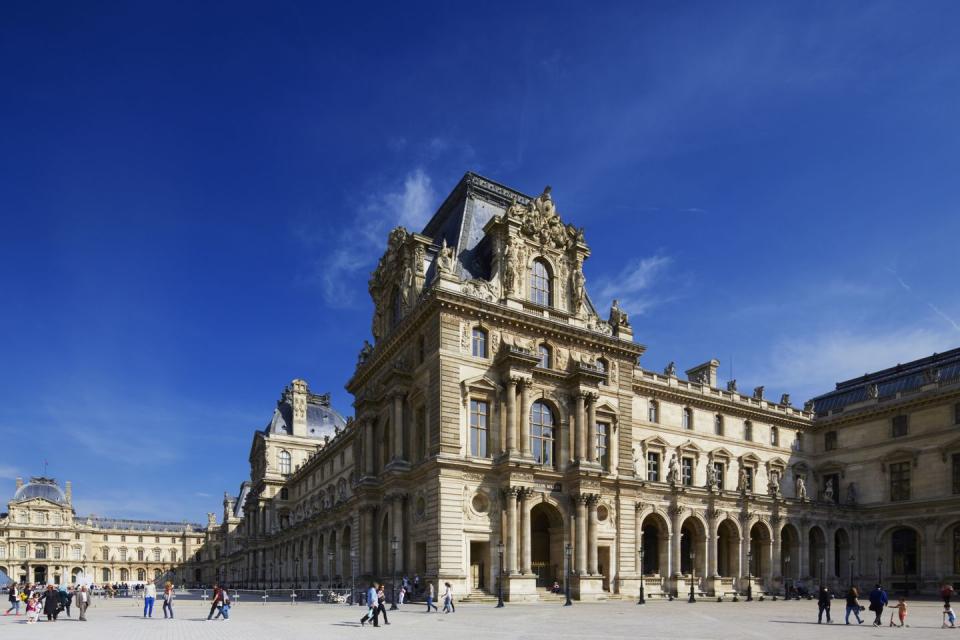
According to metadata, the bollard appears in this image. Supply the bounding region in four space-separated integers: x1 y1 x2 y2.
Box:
262 590 269 606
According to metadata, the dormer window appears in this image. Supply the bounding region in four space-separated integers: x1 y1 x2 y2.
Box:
278 450 292 475
538 344 552 368
530 259 552 306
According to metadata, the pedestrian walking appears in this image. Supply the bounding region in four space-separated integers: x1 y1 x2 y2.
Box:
376 584 390 625
219 592 232 621
442 582 453 613
42 585 61 621
868 584 888 627
4 583 19 616
889 596 907 627
425 582 437 612
943 583 956 606
844 587 864 625
360 583 378 627
816 586 832 624
162 582 175 619
206 584 224 620
143 580 157 617
25 595 39 624
62 586 74 617
943 603 957 628
77 586 90 622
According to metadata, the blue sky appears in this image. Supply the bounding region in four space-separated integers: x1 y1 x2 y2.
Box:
1 1 959 521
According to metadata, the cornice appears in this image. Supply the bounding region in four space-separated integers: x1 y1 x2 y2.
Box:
809 386 960 430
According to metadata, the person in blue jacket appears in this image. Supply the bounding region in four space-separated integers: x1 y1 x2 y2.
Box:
868 584 888 627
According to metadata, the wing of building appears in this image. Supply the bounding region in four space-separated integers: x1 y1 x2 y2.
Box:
0 476 206 586
181 173 960 599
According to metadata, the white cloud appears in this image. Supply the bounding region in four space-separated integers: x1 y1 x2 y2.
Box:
593 254 674 316
759 327 957 402
307 168 439 307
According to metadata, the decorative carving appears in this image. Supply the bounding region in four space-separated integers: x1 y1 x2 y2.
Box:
490 331 501 356
924 366 941 384
779 393 791 406
586 315 613 336
803 400 815 412
571 258 586 314
822 477 834 503
664 362 677 377
436 238 456 275
753 386 764 400
796 476 808 500
737 467 748 493
556 348 568 371
357 340 374 366
460 322 470 352
727 379 738 392
666 454 680 486
846 482 857 505
502 237 520 295
706 464 717 488
608 298 630 328
505 187 582 251
866 383 878 399
463 278 500 302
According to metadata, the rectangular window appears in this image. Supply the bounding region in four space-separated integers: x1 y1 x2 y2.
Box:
681 457 693 486
744 421 753 441
18 545 26 559
469 399 489 458
416 407 427 461
471 329 487 358
171 549 178 562
120 548 127 562
953 453 960 495
713 462 725 490
824 431 837 451
0 547 5 558
892 415 908 438
648 402 658 424
596 422 609 468
72 547 81 561
647 452 660 482
744 467 754 492
154 549 161 561
889 461 911 501
682 408 692 430
53 546 61 559
714 415 724 436
770 427 779 446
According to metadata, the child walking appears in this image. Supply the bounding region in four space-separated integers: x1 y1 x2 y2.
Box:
25 596 39 624
944 603 957 628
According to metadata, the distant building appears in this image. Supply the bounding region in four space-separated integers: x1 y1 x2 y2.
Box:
0 476 205 585
184 173 960 598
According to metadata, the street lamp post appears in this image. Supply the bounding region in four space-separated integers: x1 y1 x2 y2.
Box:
350 548 358 606
327 551 335 590
389 537 399 610
496 540 505 608
784 554 791 599
746 550 753 601
564 543 573 606
688 551 696 603
637 547 645 605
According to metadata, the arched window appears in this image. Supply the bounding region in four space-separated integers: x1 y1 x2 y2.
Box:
529 259 552 306
278 450 292 475
137 568 145 581
538 344 552 368
682 408 693 430
121 568 129 581
102 568 111 582
597 357 608 381
471 328 488 358
530 401 555 467
770 426 779 446
891 528 918 574
714 414 724 436
744 421 753 442
648 400 659 424
280 487 289 500
596 421 610 468
34 544 46 559
101 546 109 560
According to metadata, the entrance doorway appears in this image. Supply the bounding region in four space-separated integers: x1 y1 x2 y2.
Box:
34 566 47 584
530 502 564 588
469 541 488 591
598 546 611 591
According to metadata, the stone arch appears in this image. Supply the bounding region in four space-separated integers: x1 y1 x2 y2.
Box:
638 509 671 576
716 518 741 578
530 500 565 586
833 527 851 579
780 522 801 581
527 255 556 306
807 525 827 579
749 520 772 579
875 522 925 546
529 397 560 468
679 514 708 576
878 524 922 579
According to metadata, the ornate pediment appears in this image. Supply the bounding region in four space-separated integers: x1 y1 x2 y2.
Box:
505 187 584 252
367 227 431 343
708 446 735 461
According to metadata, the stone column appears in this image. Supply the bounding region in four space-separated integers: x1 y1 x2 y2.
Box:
362 507 375 575
671 507 683 577
587 496 599 575
364 419 375 474
708 527 719 577
574 393 585 461
393 394 404 462
519 380 531 457
505 378 517 455
635 506 643 575
771 520 782 586
520 489 531 574
575 495 588 574
824 527 835 582
797 530 806 579
505 488 518 574
586 394 598 464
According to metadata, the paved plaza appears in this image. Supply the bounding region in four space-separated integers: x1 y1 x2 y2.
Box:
0 597 954 639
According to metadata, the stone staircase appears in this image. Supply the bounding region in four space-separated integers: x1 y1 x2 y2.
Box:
458 588 498 604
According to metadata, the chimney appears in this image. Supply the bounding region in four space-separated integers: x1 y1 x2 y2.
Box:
290 378 309 437
15 477 23 490
65 480 72 504
685 359 720 388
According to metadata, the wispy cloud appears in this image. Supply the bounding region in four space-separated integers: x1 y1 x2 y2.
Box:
300 168 439 307
593 253 676 316
887 267 960 333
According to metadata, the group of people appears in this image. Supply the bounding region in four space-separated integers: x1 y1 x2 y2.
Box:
815 582 958 628
5 583 92 623
205 584 232 621
360 579 456 626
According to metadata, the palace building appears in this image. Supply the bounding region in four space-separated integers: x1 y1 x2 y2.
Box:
184 173 960 599
0 476 206 586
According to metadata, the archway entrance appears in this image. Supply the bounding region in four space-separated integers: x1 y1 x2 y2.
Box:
717 520 740 578
33 566 47 584
640 513 669 576
469 541 489 591
749 522 771 583
891 528 918 578
780 524 800 586
808 526 826 583
530 502 563 588
680 517 707 577
834 528 850 581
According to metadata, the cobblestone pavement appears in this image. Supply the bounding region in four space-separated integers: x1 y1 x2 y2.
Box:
0 597 953 639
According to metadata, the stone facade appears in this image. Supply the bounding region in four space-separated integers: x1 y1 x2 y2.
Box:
0 476 205 585
183 173 960 598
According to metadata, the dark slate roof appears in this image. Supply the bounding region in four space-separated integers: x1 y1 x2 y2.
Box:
264 393 347 439
12 477 68 505
811 347 960 415
234 482 251 518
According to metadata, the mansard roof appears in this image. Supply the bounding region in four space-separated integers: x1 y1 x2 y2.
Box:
12 477 67 505
812 346 960 415
264 385 347 439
